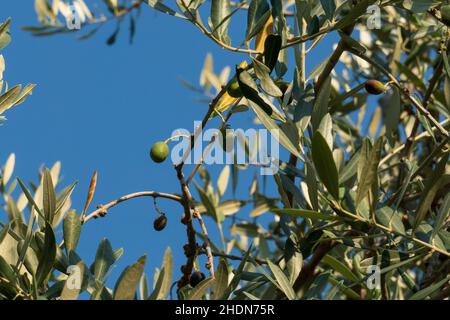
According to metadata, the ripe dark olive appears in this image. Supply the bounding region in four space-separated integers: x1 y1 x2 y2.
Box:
153 214 167 231
150 141 169 163
441 5 450 27
364 80 385 95
227 77 243 98
189 271 206 287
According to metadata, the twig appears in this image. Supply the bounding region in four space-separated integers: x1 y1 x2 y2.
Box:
293 240 338 293
186 102 237 184
379 119 450 166
180 0 260 55
314 25 354 93
193 208 215 277
347 48 450 139
332 203 450 257
403 59 443 160
82 191 183 223
199 249 268 265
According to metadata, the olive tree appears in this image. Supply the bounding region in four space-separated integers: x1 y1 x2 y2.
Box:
0 0 449 300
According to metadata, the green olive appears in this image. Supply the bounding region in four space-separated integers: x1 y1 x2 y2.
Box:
227 77 243 98
150 141 169 163
364 80 386 95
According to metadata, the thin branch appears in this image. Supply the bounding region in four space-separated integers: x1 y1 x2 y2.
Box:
82 191 182 223
193 208 215 276
348 48 450 139
186 102 237 184
199 249 268 265
379 119 450 166
180 0 260 55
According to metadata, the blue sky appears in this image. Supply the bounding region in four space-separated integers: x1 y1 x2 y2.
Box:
0 2 334 292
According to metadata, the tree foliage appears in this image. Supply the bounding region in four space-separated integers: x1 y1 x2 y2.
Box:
1 0 450 300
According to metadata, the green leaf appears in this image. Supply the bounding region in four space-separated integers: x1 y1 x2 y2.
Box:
408 276 450 300
17 178 45 221
252 58 282 97
320 0 336 21
272 208 339 221
195 183 223 224
323 255 359 282
35 222 57 286
433 192 450 239
63 210 81 255
246 98 301 159
267 260 297 300
375 207 405 235
334 0 376 31
213 259 229 300
148 247 173 300
92 238 117 281
220 244 252 299
0 255 16 285
187 277 214 300
217 165 230 198
356 137 382 207
114 255 147 300
139 273 149 300
339 150 360 184
413 153 449 230
311 76 331 131
0 18 11 50
312 132 339 200
145 0 186 19
245 0 270 41
43 168 56 224
211 0 231 44
236 68 274 116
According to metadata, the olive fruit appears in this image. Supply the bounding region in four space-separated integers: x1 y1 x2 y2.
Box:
219 125 234 153
364 80 386 95
441 5 450 27
150 141 169 163
226 77 243 98
153 214 167 231
189 271 206 288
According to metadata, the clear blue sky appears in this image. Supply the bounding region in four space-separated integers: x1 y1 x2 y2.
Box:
0 2 334 291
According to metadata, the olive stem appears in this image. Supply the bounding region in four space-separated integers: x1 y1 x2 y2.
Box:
347 48 450 139
179 0 261 55
82 191 183 224
164 134 191 144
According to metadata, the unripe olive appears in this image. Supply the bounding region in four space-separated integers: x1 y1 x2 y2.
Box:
227 77 243 98
441 5 450 27
150 141 169 163
189 271 206 288
153 214 167 231
364 80 386 95
219 125 234 153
